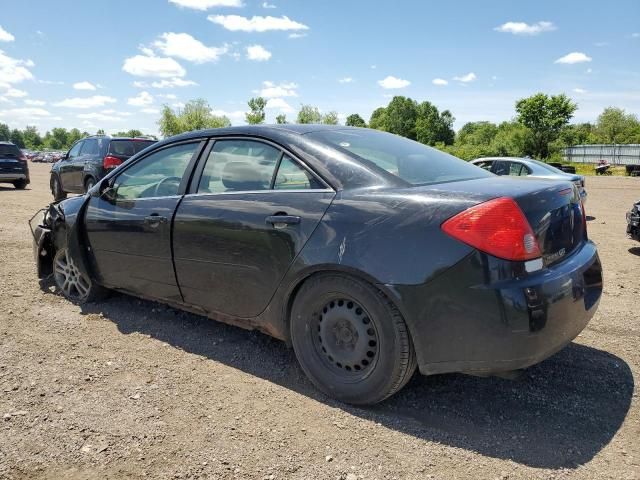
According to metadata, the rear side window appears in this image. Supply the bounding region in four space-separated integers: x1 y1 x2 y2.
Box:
80 139 100 156
197 140 281 193
0 144 21 157
109 140 155 157
274 155 323 190
307 129 492 186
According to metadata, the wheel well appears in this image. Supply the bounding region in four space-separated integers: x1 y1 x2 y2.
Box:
283 269 408 344
84 175 96 188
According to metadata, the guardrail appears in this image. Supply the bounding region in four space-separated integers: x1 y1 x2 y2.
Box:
562 144 640 165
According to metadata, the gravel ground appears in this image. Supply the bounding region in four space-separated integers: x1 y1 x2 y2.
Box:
0 163 638 480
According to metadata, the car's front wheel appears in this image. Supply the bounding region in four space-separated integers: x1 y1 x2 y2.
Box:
53 248 106 304
51 175 67 201
290 273 417 405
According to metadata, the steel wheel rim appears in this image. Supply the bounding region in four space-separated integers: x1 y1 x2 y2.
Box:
311 297 380 380
54 249 91 300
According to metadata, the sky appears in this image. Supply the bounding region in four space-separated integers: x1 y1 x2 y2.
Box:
0 0 639 136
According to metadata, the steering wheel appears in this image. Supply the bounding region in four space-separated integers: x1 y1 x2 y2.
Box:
154 176 181 197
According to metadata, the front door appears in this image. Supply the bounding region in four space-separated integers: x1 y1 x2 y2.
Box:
60 140 83 191
173 139 335 318
84 141 202 302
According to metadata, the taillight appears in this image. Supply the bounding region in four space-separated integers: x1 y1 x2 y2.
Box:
441 197 541 261
103 155 122 169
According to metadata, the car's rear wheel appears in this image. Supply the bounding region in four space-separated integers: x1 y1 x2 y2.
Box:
13 179 27 190
51 175 67 201
84 176 96 193
53 248 106 304
290 273 417 405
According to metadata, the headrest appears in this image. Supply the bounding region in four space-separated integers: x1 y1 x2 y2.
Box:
221 161 269 191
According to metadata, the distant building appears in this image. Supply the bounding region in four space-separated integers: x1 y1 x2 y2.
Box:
562 144 640 165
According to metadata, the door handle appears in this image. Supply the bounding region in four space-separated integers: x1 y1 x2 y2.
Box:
266 215 301 228
144 214 168 226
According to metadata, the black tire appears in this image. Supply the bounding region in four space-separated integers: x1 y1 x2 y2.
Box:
290 273 417 405
13 179 27 190
51 175 67 201
53 248 107 304
84 176 96 193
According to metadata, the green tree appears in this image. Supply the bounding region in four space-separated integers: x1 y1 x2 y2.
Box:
45 128 70 150
415 101 455 146
68 128 84 146
296 104 323 124
345 114 367 128
158 99 230 137
515 93 577 158
322 111 339 125
490 121 533 157
384 96 418 139
96 129 106 135
22 126 43 149
368 107 388 131
246 97 267 125
10 129 25 148
114 129 144 137
0 123 10 141
275 114 287 124
595 107 640 143
456 121 499 146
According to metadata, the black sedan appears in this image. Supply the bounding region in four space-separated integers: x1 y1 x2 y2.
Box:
31 125 603 405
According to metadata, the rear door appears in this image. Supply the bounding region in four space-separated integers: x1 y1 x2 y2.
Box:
173 138 335 318
75 138 99 188
84 141 203 302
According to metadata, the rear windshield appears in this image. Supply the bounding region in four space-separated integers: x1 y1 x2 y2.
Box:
307 129 492 186
109 140 155 157
0 144 21 157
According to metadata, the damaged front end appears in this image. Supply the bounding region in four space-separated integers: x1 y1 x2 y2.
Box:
627 200 640 241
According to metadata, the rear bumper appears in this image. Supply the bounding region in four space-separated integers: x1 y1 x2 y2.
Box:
388 241 602 375
0 172 29 182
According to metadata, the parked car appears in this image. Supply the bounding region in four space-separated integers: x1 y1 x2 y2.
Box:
0 141 30 189
31 126 603 405
627 199 640 241
471 157 588 204
50 135 156 200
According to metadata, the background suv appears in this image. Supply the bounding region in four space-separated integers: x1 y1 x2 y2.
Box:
0 141 30 190
50 135 156 200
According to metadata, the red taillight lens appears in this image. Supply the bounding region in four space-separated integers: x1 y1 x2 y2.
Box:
441 197 541 261
103 155 122 169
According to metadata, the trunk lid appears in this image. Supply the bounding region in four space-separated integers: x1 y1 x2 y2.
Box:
414 176 586 265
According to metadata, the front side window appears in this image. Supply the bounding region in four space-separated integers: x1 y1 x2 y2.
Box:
114 143 198 200
68 141 83 159
197 140 281 193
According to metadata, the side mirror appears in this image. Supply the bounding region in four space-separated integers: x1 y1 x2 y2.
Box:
97 179 116 202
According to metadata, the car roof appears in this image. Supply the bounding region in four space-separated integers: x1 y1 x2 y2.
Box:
165 124 361 142
0 141 17 146
472 157 533 163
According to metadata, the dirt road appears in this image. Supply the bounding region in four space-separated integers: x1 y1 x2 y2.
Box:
1 163 638 479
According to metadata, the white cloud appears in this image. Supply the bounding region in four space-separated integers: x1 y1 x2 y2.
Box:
0 107 51 119
169 0 243 9
262 2 276 8
122 54 186 78
38 79 64 85
0 26 15 42
24 99 46 106
494 21 556 35
256 81 298 98
432 78 448 86
631 33 640 38
153 32 228 63
4 88 28 98
158 93 178 100
265 97 293 113
378 75 410 89
128 91 154 107
208 15 309 32
338 77 353 83
453 72 477 82
586 68 593 74
212 109 246 121
141 108 160 114
573 88 588 94
246 44 272 61
152 78 197 88
101 109 132 116
77 112 125 122
288 33 307 39
53 95 116 109
0 50 34 84
555 52 592 64
73 81 97 91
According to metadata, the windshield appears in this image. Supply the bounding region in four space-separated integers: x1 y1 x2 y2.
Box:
109 140 156 157
307 129 492 186
530 159 566 175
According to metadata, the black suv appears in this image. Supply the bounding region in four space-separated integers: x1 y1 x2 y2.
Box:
0 141 30 190
50 135 156 200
